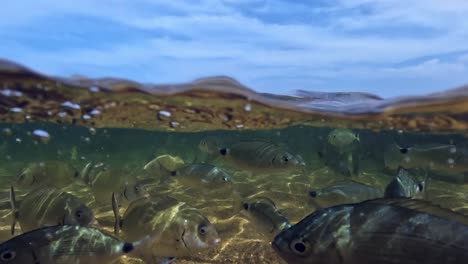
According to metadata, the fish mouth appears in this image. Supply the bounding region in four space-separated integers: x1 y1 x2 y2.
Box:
180 228 191 254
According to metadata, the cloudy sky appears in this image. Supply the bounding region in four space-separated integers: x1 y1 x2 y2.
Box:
1 0 468 98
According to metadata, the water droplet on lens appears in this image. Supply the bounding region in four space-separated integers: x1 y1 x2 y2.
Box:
32 129 51 143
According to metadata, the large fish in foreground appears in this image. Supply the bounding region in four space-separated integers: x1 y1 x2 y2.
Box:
272 198 468 264
200 138 306 174
0 225 151 264
112 194 220 261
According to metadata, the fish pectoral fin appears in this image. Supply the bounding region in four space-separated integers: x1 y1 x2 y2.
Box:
9 186 18 236
112 192 121 234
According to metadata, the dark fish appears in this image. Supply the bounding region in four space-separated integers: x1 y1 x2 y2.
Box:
242 197 291 240
384 167 427 199
273 198 468 264
10 186 95 235
112 194 220 259
0 225 150 264
308 180 382 208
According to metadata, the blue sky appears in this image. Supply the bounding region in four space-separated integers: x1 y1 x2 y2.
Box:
1 0 468 98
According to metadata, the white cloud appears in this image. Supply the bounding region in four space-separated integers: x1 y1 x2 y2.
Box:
0 0 467 97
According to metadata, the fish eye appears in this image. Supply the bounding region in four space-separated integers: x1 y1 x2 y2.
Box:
309 191 317 198
417 183 424 192
222 176 228 182
399 148 409 154
242 202 249 210
290 239 309 256
0 250 16 261
75 209 83 219
198 225 207 235
134 185 140 192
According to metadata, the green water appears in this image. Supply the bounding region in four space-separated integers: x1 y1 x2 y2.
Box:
0 122 467 263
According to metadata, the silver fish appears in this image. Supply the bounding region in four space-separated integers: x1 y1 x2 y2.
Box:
10 186 95 235
160 163 233 188
215 139 306 174
273 198 468 264
15 160 80 188
82 162 148 207
242 197 291 240
0 225 150 264
308 181 382 208
384 167 427 199
112 194 220 260
327 128 359 148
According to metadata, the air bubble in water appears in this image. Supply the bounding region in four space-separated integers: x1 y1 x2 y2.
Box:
2 128 12 136
32 129 51 143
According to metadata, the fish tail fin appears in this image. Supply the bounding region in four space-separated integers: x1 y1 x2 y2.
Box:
9 186 18 236
112 192 121 235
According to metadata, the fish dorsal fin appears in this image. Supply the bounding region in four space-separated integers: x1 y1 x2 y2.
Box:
368 198 468 225
9 186 18 236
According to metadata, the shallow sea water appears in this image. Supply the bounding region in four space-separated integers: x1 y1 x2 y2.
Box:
0 60 468 263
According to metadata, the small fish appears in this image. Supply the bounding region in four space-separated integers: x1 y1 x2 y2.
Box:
10 186 95 235
159 162 233 188
82 162 148 207
242 197 291 240
384 167 427 199
198 136 222 155
112 194 220 259
384 142 468 183
0 225 150 264
327 128 359 148
14 160 80 188
210 139 306 174
308 181 382 208
272 198 468 264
